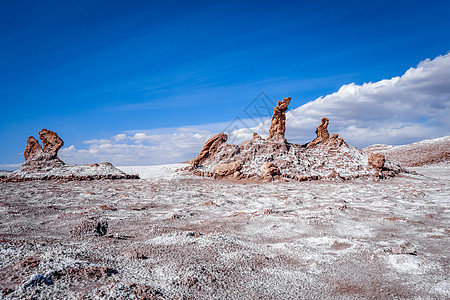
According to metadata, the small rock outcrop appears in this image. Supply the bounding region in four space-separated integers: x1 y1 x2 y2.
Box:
23 136 44 161
268 97 291 139
307 117 330 148
252 132 262 140
261 162 280 179
4 129 139 182
364 136 450 167
21 129 65 171
212 161 242 178
191 132 228 167
186 97 403 181
368 153 386 170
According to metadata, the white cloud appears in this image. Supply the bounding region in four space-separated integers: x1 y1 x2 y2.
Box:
113 133 127 141
59 127 214 165
59 53 450 165
83 139 111 144
231 53 450 147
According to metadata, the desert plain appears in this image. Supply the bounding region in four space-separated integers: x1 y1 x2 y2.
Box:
0 160 449 299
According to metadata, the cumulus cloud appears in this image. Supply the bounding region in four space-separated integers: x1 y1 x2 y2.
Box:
59 127 212 165
59 53 450 165
113 133 127 141
231 53 450 147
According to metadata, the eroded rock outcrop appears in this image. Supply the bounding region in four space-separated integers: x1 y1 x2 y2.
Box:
368 153 386 170
4 129 138 182
23 136 44 161
268 97 291 139
186 97 403 181
212 161 242 178
21 129 65 171
39 128 64 157
261 162 280 179
191 132 228 167
364 136 450 167
307 117 330 148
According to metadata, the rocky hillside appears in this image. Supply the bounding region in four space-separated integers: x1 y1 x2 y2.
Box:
364 136 450 167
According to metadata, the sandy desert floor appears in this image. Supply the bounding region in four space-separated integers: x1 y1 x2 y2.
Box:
0 163 449 299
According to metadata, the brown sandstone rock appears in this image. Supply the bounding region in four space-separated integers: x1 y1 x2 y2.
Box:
268 97 291 139
212 161 242 178
252 132 262 140
23 136 44 160
39 129 64 157
261 162 280 178
368 153 385 170
186 98 403 181
5 129 139 182
307 117 330 148
191 133 228 167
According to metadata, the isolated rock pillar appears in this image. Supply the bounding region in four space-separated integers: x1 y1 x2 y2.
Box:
268 97 291 139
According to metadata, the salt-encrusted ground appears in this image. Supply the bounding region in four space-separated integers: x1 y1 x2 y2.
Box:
0 163 449 299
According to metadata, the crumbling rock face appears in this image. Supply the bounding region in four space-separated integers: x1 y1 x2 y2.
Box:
23 136 44 161
268 97 291 139
307 117 330 148
252 132 262 140
261 162 280 178
20 130 66 175
187 97 404 181
39 128 64 157
23 129 64 162
3 129 138 182
191 132 228 167
212 161 242 178
368 153 386 170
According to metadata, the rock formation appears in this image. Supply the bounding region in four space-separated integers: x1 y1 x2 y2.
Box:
252 132 262 140
191 132 228 167
186 97 404 181
212 161 242 178
368 153 386 170
23 136 44 161
39 128 64 157
268 97 291 139
21 129 65 171
261 162 280 179
4 129 139 182
306 117 330 148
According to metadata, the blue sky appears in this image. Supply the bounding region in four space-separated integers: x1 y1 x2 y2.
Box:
1 0 449 168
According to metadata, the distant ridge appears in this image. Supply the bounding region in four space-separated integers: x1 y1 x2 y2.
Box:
364 136 450 167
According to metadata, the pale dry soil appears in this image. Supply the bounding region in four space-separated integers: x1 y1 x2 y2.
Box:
0 164 449 299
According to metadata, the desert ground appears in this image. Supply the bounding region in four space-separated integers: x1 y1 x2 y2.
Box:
0 163 449 299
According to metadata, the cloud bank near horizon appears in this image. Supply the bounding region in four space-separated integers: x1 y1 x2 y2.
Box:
59 53 450 166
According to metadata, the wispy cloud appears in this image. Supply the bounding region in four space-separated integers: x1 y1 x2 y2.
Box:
59 53 450 165
110 74 353 112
